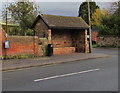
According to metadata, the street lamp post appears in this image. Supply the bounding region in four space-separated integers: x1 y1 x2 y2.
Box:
87 0 92 53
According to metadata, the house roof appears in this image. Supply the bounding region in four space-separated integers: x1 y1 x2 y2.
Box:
92 27 99 32
1 22 19 27
0 24 7 36
32 14 89 29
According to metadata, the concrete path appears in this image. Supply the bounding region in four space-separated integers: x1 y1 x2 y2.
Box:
2 53 110 71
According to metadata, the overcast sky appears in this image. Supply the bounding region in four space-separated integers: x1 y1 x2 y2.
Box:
1 0 118 2
0 1 113 22
36 2 112 16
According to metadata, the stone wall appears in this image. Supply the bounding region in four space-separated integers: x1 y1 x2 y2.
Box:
98 36 120 47
38 38 49 56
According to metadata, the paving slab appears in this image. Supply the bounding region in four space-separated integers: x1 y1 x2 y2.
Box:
1 53 110 71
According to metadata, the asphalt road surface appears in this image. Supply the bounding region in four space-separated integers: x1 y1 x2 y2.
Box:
2 48 118 91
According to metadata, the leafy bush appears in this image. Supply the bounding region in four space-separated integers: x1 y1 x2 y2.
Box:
26 28 34 36
98 15 120 36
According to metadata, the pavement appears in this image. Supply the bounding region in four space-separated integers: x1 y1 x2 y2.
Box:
2 49 118 91
1 52 111 71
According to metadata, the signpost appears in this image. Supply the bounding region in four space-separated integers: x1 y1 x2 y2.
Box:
5 10 12 34
7 11 12 19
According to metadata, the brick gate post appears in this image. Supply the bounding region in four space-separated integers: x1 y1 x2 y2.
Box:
48 29 52 44
85 29 88 53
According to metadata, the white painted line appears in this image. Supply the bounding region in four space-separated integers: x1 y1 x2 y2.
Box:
34 68 100 82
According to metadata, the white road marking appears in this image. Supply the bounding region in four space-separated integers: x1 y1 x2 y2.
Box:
34 68 100 82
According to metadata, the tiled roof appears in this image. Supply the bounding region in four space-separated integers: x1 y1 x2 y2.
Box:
32 14 89 29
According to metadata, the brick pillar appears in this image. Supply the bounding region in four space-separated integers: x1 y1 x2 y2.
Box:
0 27 6 57
0 28 2 57
85 29 88 53
48 29 52 44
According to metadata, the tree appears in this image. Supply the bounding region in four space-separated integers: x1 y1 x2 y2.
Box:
78 0 99 24
110 0 120 16
91 8 109 27
98 15 120 36
7 0 40 35
114 0 120 16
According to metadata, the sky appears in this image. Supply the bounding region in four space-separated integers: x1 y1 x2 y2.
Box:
36 2 112 17
0 0 115 22
1 0 118 2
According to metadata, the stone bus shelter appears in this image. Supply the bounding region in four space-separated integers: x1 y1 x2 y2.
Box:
32 14 90 55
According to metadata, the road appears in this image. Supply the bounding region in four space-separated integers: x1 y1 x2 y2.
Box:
2 48 118 91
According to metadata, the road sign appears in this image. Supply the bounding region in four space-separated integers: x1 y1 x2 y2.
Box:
7 11 12 19
5 40 10 49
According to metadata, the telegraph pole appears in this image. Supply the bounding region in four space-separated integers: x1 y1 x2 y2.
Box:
5 2 8 59
6 9 8 34
4 2 8 35
87 0 92 53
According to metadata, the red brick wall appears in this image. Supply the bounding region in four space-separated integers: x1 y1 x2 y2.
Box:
51 29 86 54
5 36 38 56
53 47 75 55
0 35 39 57
72 30 85 52
0 27 6 56
91 31 99 43
52 29 72 47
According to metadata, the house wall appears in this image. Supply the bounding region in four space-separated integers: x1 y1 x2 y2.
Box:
91 31 99 43
34 19 49 38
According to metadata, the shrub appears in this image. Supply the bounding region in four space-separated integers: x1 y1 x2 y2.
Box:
98 15 120 36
